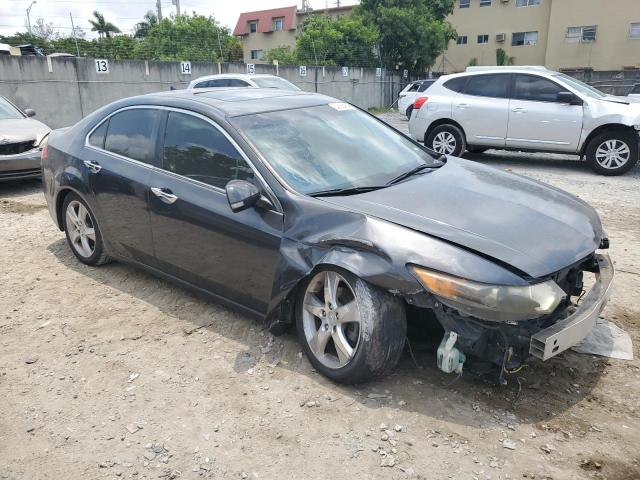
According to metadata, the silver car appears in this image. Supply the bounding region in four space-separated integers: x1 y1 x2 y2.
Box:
409 66 640 175
187 73 300 91
0 96 50 181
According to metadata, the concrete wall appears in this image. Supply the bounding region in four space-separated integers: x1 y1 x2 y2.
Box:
0 56 405 129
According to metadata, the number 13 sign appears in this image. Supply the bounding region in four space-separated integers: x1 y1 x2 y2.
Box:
95 59 109 74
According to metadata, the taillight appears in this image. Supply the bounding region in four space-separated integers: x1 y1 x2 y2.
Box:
414 97 428 109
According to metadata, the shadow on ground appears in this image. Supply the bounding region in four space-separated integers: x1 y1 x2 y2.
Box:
47 237 609 430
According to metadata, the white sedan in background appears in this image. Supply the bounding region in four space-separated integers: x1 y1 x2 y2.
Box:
398 79 436 118
187 73 300 91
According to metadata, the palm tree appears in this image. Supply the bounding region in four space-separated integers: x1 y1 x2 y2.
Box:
89 11 121 39
496 48 515 66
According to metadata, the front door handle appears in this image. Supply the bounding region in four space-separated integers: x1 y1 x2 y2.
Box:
151 187 178 205
83 160 102 173
512 107 527 114
456 103 470 109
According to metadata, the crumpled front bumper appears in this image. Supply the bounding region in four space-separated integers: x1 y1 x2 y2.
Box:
0 148 41 181
529 253 614 361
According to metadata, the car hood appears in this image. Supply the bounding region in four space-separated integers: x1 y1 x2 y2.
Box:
320 158 603 279
0 117 51 144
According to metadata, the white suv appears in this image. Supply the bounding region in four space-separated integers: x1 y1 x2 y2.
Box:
187 74 300 91
409 66 640 175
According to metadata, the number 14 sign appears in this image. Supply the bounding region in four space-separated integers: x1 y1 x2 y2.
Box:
180 61 192 75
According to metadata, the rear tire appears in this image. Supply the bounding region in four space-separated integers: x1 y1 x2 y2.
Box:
296 266 407 384
586 130 638 176
62 193 110 266
425 124 466 157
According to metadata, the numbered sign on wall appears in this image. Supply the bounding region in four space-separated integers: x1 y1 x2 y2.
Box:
342 66 349 77
376 67 382 78
246 63 255 75
403 69 409 79
299 65 307 77
95 59 109 74
180 61 192 75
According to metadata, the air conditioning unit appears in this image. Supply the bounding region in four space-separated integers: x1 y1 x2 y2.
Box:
501 0 510 3
496 33 506 43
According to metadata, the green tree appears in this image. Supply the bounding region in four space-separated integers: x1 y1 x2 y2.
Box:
496 48 515 66
264 45 298 65
134 11 158 39
89 11 121 39
357 0 456 73
296 14 378 66
467 57 478 67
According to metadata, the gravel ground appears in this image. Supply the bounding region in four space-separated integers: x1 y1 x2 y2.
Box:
1 112 639 480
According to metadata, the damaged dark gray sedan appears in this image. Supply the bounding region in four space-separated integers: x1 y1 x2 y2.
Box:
41 88 614 384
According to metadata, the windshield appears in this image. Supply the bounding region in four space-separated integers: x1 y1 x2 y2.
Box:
0 97 24 120
252 77 300 91
553 73 606 99
232 103 439 194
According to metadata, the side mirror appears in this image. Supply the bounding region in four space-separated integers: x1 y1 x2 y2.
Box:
24 108 36 117
226 179 261 213
557 92 582 105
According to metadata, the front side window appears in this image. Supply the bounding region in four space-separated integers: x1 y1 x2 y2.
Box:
512 31 538 46
516 0 540 6
250 49 263 60
272 17 284 31
566 26 597 43
477 34 489 44
162 112 253 189
232 104 440 195
464 74 510 98
104 109 162 165
456 35 468 45
513 75 564 102
631 23 640 39
0 97 24 120
459 0 470 8
249 21 258 33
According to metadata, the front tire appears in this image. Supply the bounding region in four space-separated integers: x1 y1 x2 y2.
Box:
62 193 110 266
425 124 466 157
586 130 638 176
296 267 407 384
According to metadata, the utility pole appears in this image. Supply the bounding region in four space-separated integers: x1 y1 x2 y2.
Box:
26 1 36 35
156 0 162 20
172 0 181 17
69 12 80 56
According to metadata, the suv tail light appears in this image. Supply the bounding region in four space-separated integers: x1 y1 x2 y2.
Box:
413 97 428 109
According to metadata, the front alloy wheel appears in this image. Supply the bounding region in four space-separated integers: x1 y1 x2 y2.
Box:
586 130 638 176
296 267 407 384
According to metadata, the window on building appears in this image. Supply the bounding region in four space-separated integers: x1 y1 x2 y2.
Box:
248 21 258 33
477 34 489 44
104 109 162 165
464 74 510 98
566 26 597 43
480 0 491 6
629 23 640 39
250 49 263 60
516 0 541 6
272 17 284 31
456 35 468 45
162 112 254 189
459 0 470 8
512 31 538 46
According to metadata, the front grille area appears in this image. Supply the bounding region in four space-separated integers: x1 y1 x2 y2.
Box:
0 140 36 156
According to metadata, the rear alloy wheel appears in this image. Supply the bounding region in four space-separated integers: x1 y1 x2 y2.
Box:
426 124 466 157
62 193 110 266
297 267 406 384
586 130 638 176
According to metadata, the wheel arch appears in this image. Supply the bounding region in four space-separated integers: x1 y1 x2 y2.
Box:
580 123 638 156
424 118 467 144
54 186 87 231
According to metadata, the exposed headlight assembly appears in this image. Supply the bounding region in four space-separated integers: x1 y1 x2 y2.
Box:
410 266 566 323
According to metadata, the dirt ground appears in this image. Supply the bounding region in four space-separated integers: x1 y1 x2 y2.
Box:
1 113 639 480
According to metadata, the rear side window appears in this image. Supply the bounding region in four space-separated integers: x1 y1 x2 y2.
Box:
195 79 229 88
161 112 254 189
228 79 250 87
407 83 421 92
418 81 435 92
513 74 564 102
464 74 510 98
104 109 162 165
443 77 467 93
88 120 108 149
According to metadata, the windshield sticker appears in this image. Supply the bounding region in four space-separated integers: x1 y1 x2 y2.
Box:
328 102 355 111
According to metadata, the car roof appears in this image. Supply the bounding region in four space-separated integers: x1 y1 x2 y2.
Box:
437 66 560 82
127 87 336 118
191 73 280 82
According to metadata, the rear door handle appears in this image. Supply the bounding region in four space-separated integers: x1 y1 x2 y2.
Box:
151 187 178 205
83 160 102 173
512 107 527 113
456 103 470 109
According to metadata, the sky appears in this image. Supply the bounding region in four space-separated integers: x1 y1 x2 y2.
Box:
0 0 359 38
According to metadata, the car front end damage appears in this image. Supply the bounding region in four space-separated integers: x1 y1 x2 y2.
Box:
0 144 42 181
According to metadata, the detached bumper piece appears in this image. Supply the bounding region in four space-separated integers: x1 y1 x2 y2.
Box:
530 253 614 361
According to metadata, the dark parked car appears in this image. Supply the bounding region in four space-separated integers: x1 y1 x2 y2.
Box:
0 96 50 181
41 88 613 384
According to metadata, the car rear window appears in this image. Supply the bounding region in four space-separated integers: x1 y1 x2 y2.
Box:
464 74 510 98
442 77 467 93
104 109 162 165
161 111 254 189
